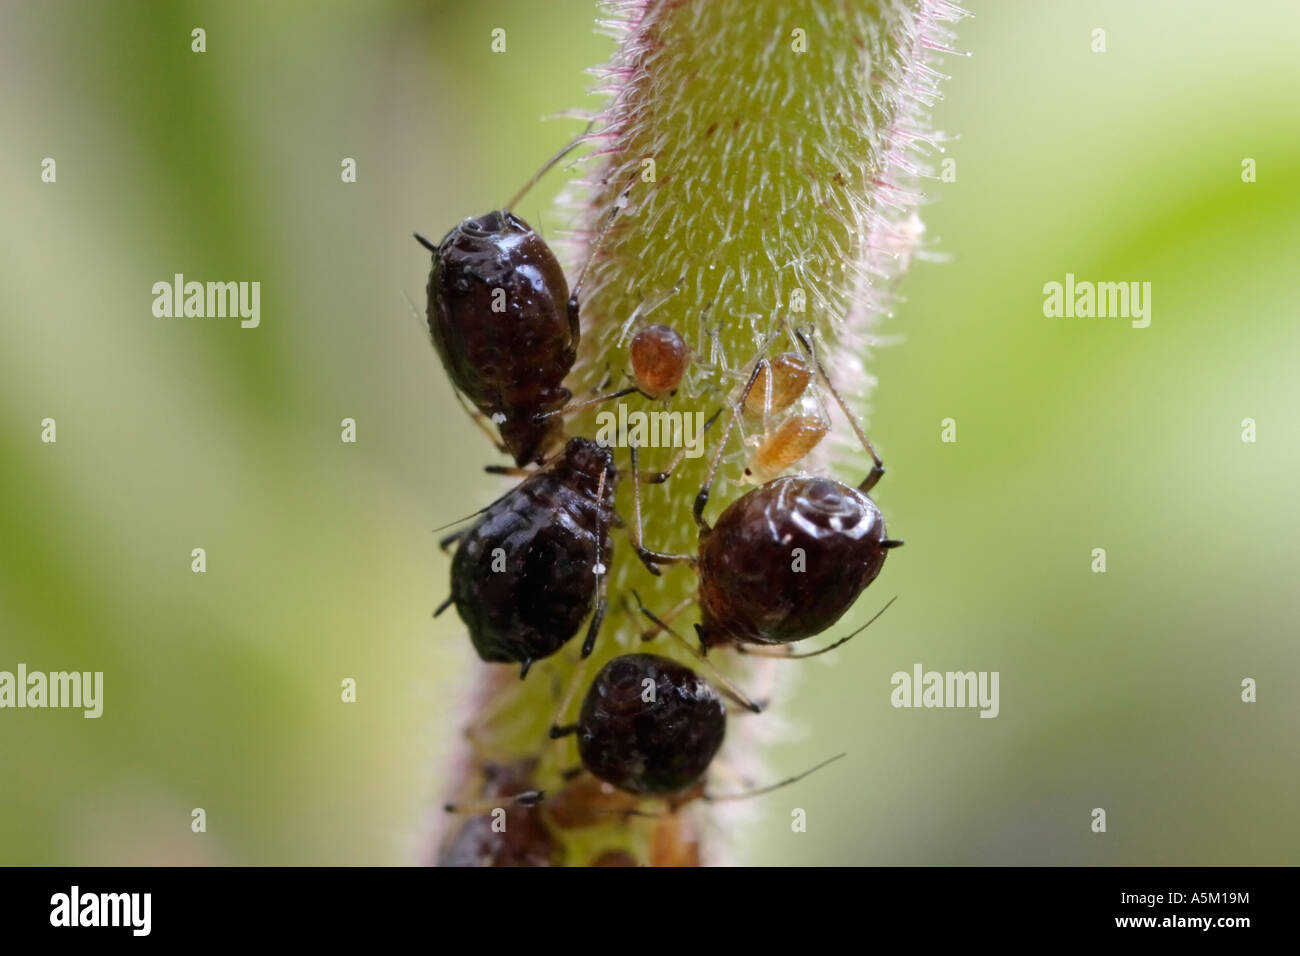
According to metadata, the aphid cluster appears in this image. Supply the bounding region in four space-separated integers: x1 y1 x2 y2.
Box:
418 140 902 865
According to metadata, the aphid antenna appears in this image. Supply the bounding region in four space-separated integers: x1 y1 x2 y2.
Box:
412 232 438 254
432 448 568 547
442 790 545 816
533 385 640 422
629 590 764 715
736 595 899 659
703 752 846 802
784 319 886 493
504 119 597 212
569 173 638 305
399 288 426 333
431 488 516 537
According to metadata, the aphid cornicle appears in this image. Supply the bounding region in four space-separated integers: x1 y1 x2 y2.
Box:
442 437 616 677
572 653 726 797
417 210 577 466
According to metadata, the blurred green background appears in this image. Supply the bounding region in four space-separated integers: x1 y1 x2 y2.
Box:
1 0 1296 865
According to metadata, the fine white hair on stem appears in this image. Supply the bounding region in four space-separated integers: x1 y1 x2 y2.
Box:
435 0 966 867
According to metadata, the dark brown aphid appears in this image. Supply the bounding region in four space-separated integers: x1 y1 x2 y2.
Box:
549 654 845 816
440 437 616 676
570 653 726 797
629 324 691 398
437 760 563 868
415 128 631 464
416 210 577 465
633 325 901 658
697 475 892 651
692 330 900 652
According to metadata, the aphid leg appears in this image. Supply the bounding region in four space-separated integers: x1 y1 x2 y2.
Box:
638 407 725 484
430 360 514 457
627 594 693 642
736 595 899 659
404 285 513 456
483 464 534 478
703 753 845 802
757 350 776 428
791 324 886 493
547 658 590 740
433 595 454 618
580 467 611 658
694 359 769 529
442 790 545 815
629 591 764 714
432 484 523 548
581 580 607 658
567 295 580 345
628 443 696 574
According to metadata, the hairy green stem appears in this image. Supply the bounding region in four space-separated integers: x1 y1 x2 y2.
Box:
436 0 964 867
